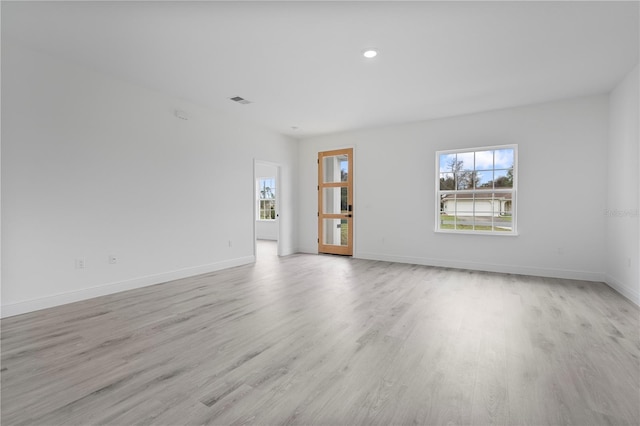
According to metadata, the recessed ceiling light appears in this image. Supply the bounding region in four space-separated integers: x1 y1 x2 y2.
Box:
362 49 378 59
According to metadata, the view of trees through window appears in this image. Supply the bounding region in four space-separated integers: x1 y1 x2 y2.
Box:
258 177 276 220
436 146 516 233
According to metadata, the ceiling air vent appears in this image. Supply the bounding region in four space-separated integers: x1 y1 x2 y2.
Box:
230 96 252 105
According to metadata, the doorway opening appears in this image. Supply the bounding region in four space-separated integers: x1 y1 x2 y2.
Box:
254 160 281 259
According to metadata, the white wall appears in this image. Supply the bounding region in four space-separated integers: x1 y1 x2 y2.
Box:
1 41 298 317
298 96 609 281
606 64 639 305
255 162 278 241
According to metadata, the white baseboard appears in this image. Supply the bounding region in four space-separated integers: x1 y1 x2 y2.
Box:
297 246 318 254
0 256 255 318
278 245 299 257
604 273 640 307
356 251 605 283
6 253 633 318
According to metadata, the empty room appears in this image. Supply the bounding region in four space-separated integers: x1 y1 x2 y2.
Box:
1 1 639 425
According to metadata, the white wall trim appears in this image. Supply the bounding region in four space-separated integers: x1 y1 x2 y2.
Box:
278 245 299 257
604 273 640 307
0 256 255 318
298 246 318 255
357 251 605 283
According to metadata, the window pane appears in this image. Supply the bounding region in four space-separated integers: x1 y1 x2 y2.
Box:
259 199 276 220
475 150 494 171
456 172 474 190
440 172 455 190
495 149 514 169
323 155 349 183
455 196 474 230
473 197 494 231
494 193 513 215
323 219 348 246
493 217 512 232
323 187 349 214
476 171 493 189
259 178 275 200
494 169 513 188
439 196 456 229
439 153 457 173
494 193 512 231
457 152 474 171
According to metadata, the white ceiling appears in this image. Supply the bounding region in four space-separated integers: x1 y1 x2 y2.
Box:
2 1 638 138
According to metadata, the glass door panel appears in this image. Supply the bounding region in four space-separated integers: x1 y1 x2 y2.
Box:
322 187 349 214
322 219 349 246
322 155 349 183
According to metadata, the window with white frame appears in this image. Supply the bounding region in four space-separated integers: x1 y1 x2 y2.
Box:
257 177 276 220
436 145 517 234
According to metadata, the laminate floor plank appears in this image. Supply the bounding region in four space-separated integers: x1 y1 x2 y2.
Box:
2 241 639 425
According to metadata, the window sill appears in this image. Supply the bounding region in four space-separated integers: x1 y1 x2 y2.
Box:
434 228 518 236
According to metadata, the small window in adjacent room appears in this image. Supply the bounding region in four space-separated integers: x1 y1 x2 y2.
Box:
257 177 276 220
436 145 517 235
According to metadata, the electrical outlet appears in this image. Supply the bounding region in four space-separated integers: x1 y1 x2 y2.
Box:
75 258 86 269
108 255 117 264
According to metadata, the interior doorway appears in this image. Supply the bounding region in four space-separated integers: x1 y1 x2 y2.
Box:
254 160 281 258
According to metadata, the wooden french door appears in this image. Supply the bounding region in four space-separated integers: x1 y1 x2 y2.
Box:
318 148 353 256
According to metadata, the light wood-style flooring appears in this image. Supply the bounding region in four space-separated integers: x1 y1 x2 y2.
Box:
2 241 639 425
